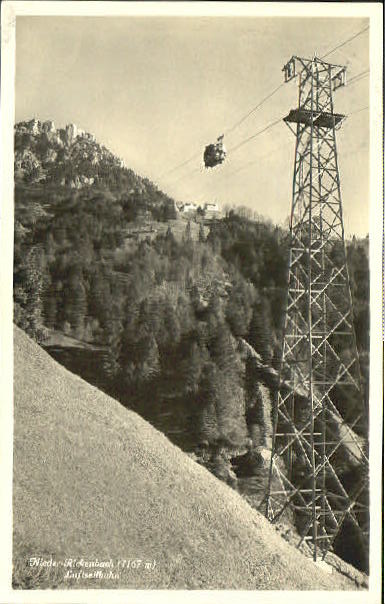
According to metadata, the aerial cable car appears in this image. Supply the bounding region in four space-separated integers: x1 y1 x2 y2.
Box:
203 134 226 168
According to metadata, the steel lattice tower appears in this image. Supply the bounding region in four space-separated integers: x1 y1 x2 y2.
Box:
265 55 369 563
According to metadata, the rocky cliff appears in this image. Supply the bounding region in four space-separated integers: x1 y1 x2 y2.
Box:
14 119 126 188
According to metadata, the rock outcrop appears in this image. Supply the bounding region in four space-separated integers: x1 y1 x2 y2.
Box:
14 119 126 187
238 337 366 466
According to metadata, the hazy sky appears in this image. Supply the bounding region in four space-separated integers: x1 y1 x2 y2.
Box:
16 16 369 235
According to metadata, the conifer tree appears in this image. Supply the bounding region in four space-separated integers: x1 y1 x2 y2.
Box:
198 222 206 243
183 220 192 243
247 300 273 364
13 247 48 343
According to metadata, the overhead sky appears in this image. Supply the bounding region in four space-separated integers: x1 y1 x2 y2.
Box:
15 15 369 235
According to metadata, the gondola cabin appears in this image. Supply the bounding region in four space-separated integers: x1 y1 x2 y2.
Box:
204 135 226 168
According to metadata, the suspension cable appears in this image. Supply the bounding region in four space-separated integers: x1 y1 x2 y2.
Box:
224 83 286 135
348 69 370 87
161 151 202 179
227 116 283 155
162 84 288 180
321 25 369 59
227 106 369 179
347 105 369 117
170 104 369 187
162 25 370 179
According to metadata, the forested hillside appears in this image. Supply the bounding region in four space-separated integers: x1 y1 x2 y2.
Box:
14 184 288 449
13 120 370 569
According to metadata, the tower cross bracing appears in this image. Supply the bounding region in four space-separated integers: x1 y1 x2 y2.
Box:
265 55 369 564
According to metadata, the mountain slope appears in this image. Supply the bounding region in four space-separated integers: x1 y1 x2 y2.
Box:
15 119 124 187
13 326 358 590
14 118 177 219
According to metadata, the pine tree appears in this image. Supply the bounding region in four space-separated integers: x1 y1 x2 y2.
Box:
225 278 255 337
197 362 220 443
198 222 206 243
182 340 207 396
247 300 273 364
208 323 247 446
183 220 192 243
63 270 87 337
43 283 58 329
102 311 124 380
13 247 48 343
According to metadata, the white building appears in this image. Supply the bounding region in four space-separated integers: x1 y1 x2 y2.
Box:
181 203 198 213
204 202 221 219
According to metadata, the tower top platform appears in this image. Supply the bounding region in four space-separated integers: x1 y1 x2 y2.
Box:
284 108 345 128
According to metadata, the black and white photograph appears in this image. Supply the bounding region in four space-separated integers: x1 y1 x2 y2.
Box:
0 1 383 602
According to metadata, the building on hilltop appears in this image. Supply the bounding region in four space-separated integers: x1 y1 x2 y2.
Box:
203 202 221 220
181 202 198 214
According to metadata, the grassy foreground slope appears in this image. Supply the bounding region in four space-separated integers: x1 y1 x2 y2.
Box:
13 326 356 590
